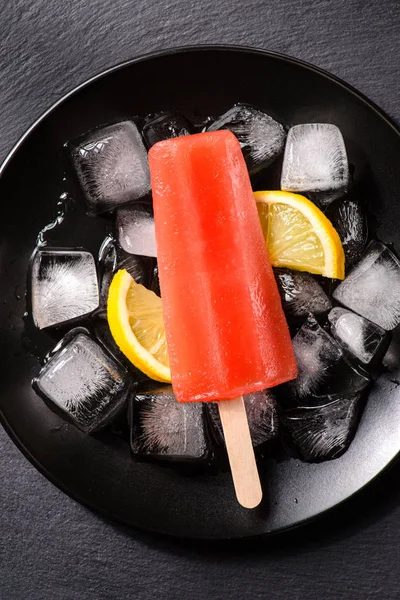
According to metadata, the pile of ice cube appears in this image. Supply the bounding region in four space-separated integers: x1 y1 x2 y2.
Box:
29 104 400 465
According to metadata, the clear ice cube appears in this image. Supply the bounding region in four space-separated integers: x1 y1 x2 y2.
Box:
117 251 153 283
34 329 130 432
31 248 99 330
274 268 332 318
97 236 117 309
142 112 193 148
129 386 208 460
150 262 161 296
206 389 278 448
207 103 286 174
280 124 349 206
333 241 400 330
98 235 153 311
328 307 388 364
289 316 370 401
382 325 400 371
116 203 157 257
326 197 368 266
283 392 362 462
70 121 150 214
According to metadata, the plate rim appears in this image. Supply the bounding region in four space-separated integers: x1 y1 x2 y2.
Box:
1 44 399 539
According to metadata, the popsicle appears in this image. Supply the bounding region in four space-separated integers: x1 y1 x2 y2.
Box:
149 131 297 507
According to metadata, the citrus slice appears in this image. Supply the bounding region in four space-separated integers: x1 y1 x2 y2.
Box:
107 269 171 382
255 190 345 279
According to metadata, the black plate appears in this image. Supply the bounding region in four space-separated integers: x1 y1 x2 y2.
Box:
1 46 400 539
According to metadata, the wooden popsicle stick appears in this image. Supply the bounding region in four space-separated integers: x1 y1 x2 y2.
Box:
218 396 263 509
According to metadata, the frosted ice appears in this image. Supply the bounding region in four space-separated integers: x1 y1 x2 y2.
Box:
326 197 368 265
290 316 370 400
207 103 286 174
333 241 400 330
142 112 193 148
283 393 362 462
328 307 387 364
291 317 341 398
116 204 157 257
34 330 130 432
31 249 99 330
281 124 349 205
70 121 150 214
130 386 207 459
274 268 331 317
207 389 278 448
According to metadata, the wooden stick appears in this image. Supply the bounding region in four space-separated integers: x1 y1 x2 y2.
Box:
218 396 263 509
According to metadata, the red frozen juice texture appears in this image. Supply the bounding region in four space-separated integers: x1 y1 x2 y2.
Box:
149 131 297 402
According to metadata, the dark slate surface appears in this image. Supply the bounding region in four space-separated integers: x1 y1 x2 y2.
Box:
1 1 400 598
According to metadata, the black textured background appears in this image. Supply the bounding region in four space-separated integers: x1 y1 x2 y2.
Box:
1 1 400 598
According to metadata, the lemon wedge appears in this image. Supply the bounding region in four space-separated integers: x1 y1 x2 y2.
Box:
107 269 171 382
255 190 345 279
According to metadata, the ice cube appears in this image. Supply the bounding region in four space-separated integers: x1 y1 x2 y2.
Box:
289 316 370 401
333 241 400 330
382 324 400 371
142 112 193 148
33 329 130 432
281 124 349 206
31 248 99 330
98 235 153 310
116 203 157 257
206 389 278 448
326 197 368 265
283 392 362 462
207 103 286 174
382 340 400 372
69 121 150 214
129 385 208 460
150 262 161 296
274 268 331 318
328 307 388 364
97 236 117 309
117 251 153 283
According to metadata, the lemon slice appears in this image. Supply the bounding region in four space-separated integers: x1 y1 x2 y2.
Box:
107 269 171 382
255 190 345 279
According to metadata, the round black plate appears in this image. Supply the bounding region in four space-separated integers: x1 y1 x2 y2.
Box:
1 46 400 539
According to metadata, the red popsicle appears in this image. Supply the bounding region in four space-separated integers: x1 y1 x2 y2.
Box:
149 131 297 507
